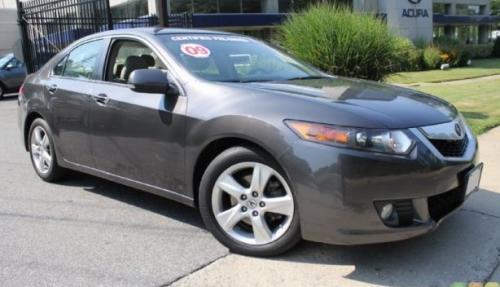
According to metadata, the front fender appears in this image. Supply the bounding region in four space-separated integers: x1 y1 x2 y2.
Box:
184 115 298 200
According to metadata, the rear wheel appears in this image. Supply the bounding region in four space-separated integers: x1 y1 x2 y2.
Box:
199 146 301 257
28 119 66 182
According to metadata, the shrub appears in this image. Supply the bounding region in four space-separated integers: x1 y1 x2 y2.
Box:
392 37 422 72
423 46 442 69
494 38 500 57
433 36 463 66
279 4 397 81
471 43 495 58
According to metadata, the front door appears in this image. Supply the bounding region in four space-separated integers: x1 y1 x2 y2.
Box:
89 39 187 193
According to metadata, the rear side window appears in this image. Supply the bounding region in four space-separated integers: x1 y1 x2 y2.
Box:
63 40 103 80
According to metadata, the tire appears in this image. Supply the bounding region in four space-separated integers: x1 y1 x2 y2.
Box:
199 146 301 257
28 118 66 182
0 83 4 100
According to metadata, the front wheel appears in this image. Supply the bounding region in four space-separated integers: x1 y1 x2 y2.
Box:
199 146 301 257
0 84 4 100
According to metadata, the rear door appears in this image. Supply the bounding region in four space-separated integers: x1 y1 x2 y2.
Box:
88 38 187 194
47 39 104 167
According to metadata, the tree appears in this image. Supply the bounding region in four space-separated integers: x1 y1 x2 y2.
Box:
492 0 500 15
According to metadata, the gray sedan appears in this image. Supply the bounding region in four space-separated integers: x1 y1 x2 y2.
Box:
0 53 26 99
18 28 482 256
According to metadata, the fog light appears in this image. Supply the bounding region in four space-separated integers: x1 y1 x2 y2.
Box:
380 204 394 220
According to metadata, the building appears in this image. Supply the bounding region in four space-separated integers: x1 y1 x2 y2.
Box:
147 0 498 44
0 0 20 55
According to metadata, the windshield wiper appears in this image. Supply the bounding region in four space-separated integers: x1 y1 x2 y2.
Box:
285 76 327 81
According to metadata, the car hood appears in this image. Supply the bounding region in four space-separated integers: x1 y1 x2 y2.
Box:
243 77 458 129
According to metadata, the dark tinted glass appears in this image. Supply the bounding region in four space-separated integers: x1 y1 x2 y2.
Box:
194 0 218 13
243 0 261 12
170 0 193 13
219 0 241 12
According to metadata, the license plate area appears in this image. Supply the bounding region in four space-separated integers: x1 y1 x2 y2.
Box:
465 163 483 197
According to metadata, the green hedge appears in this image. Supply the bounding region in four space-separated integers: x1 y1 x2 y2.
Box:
279 5 399 81
423 46 442 69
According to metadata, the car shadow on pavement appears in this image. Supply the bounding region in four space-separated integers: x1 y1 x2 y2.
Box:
49 173 500 286
273 189 500 287
58 172 205 229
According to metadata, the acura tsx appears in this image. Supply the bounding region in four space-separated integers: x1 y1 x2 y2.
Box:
18 28 482 256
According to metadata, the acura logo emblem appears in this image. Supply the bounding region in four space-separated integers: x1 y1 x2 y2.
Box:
455 123 463 137
409 0 422 4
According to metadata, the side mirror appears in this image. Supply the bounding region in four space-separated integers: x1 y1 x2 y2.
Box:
128 69 170 94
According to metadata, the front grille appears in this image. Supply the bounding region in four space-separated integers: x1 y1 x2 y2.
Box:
428 186 465 221
429 136 469 157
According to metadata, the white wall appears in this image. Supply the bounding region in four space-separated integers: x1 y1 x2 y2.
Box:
0 0 17 9
0 8 19 55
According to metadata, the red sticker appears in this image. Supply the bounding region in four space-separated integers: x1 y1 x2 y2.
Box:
181 43 211 58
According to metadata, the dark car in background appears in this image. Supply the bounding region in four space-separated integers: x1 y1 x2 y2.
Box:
18 28 482 256
0 53 26 99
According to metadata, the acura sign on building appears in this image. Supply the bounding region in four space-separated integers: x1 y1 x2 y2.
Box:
378 0 434 42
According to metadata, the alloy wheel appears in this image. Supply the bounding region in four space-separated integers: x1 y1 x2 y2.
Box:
30 126 53 174
211 162 295 245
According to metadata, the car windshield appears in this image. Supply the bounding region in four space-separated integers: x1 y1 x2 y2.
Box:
160 34 323 83
0 54 13 68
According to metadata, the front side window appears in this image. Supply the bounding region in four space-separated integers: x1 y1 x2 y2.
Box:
63 40 103 80
53 56 67 76
161 34 322 82
106 40 166 83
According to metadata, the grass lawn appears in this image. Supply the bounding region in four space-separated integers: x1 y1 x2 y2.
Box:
414 78 500 135
386 58 500 84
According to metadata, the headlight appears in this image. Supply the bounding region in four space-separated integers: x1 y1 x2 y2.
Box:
285 120 415 155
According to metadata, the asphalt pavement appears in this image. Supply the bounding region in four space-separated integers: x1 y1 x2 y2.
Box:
0 97 228 286
1 96 499 287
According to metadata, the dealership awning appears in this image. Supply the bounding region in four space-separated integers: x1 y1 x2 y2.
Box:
434 14 500 25
169 13 288 29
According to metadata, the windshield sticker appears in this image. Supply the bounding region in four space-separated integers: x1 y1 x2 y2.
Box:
171 35 249 42
181 43 211 58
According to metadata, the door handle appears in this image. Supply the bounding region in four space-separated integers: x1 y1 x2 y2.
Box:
47 84 57 94
93 93 110 106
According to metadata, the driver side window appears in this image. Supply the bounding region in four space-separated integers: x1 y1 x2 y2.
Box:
106 40 166 84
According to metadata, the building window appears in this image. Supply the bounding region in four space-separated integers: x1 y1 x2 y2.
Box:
456 5 482 16
111 0 149 18
243 0 261 13
170 0 194 13
457 25 479 44
278 0 293 12
279 0 351 12
193 0 218 13
219 0 242 12
433 3 451 15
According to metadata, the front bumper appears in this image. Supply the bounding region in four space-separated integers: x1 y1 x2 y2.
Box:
279 126 480 245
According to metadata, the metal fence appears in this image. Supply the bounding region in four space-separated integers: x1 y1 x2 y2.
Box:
17 0 159 73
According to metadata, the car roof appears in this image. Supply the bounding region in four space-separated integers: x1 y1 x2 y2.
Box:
87 27 234 39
